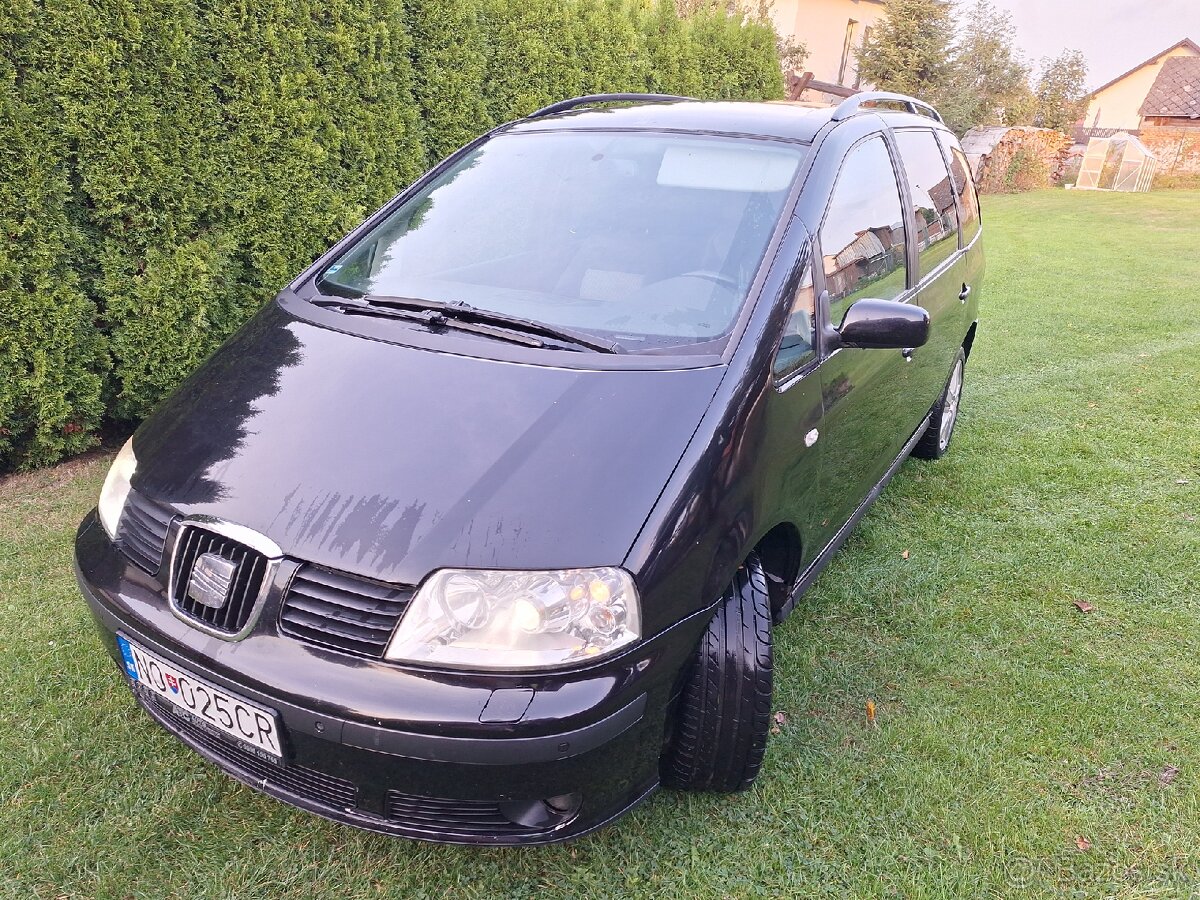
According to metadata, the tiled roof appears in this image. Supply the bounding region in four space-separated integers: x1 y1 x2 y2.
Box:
1140 56 1200 118
1088 38 1200 98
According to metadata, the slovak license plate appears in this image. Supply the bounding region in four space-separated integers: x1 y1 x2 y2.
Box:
117 634 283 761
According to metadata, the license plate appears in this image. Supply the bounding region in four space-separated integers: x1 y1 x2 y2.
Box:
117 635 283 760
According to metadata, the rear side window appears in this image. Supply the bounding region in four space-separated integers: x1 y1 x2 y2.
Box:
821 137 906 328
938 133 981 245
895 129 959 278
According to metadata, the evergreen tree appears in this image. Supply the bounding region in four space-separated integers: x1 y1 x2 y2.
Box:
855 0 957 103
940 0 1034 135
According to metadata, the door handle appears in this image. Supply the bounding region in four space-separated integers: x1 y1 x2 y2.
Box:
959 283 972 302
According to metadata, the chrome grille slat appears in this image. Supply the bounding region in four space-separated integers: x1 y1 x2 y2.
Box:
171 526 269 635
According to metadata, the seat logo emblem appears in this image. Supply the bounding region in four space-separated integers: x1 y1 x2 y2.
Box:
187 553 238 609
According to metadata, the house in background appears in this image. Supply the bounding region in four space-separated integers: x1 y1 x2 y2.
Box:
771 0 885 100
1139 56 1200 128
1081 38 1199 136
1078 38 1200 177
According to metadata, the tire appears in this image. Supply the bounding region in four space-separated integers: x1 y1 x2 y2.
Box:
912 348 966 460
662 554 773 792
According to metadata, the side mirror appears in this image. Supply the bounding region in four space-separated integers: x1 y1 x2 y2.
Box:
834 298 930 351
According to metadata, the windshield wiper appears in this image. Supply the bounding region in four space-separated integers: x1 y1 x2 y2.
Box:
314 300 549 349
357 295 624 354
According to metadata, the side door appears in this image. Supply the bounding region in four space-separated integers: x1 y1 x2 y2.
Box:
892 127 966 408
938 134 986 325
808 134 921 543
763 244 826 572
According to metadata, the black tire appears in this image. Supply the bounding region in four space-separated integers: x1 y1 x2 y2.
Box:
912 348 966 460
662 554 773 792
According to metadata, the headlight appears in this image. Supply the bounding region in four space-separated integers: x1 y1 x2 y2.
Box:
98 438 137 540
385 567 641 670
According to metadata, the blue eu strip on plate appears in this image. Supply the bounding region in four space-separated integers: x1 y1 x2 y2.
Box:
116 634 139 680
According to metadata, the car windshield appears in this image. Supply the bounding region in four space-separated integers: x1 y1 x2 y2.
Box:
316 131 806 354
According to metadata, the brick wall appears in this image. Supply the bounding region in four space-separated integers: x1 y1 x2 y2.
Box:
1141 127 1200 174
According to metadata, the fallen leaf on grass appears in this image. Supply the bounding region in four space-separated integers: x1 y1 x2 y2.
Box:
866 699 877 725
1073 600 1096 613
1075 836 1092 851
1160 765 1180 785
773 711 788 726
901 549 910 560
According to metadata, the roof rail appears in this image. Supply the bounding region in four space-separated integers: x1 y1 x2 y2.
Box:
830 91 943 124
525 93 696 120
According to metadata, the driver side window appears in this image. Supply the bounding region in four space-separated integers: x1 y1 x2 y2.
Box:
820 137 907 329
773 261 816 380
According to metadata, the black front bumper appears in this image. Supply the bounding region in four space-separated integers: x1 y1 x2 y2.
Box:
75 513 706 845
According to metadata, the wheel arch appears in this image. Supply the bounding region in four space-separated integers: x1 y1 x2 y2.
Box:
752 521 803 622
963 320 978 359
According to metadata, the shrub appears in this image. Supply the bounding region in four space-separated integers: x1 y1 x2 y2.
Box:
407 0 493 164
0 0 784 471
481 0 586 122
1151 172 1200 192
1002 147 1051 193
0 1 107 469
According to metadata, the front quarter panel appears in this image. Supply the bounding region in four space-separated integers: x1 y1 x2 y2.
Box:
624 221 812 630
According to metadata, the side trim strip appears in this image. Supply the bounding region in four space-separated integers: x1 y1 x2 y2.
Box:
774 413 932 623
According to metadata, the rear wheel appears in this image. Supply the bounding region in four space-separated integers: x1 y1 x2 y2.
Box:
912 348 966 460
662 554 773 792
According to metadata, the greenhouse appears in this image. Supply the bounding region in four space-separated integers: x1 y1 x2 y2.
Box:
1075 132 1158 192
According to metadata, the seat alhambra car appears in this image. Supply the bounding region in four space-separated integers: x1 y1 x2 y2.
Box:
76 91 983 845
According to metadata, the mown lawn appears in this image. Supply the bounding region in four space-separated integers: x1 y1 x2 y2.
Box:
2 190 1198 899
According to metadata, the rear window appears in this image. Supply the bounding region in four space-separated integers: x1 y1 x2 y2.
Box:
895 129 959 278
938 132 981 245
317 132 806 355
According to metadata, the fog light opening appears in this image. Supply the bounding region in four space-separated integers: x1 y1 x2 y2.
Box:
498 792 582 829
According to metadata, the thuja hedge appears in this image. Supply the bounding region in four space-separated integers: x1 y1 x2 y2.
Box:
0 0 782 471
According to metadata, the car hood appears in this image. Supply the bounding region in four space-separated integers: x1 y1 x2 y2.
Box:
133 302 723 585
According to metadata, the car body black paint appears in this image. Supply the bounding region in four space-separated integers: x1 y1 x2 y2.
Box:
75 98 983 844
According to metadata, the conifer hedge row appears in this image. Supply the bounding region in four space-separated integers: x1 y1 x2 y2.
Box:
0 0 782 470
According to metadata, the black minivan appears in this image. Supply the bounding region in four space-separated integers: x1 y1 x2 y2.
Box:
76 91 983 845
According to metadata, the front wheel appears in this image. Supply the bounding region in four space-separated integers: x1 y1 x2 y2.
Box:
661 554 773 792
912 348 966 460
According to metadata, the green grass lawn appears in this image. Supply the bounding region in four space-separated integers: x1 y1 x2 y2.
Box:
2 190 1199 899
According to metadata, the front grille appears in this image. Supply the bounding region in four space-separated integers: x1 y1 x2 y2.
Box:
143 691 358 810
385 791 555 839
116 490 174 574
171 527 268 634
279 565 413 658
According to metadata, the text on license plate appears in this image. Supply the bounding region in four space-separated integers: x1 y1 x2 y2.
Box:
117 635 282 759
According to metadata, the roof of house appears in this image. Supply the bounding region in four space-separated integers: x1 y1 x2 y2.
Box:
1139 56 1200 118
1088 38 1200 98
